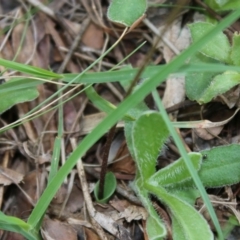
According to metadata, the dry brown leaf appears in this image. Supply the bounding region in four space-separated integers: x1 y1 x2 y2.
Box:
82 23 104 50
0 166 23 186
85 227 101 240
219 85 240 109
31 13 51 68
194 108 235 140
110 199 147 222
159 18 191 109
11 10 35 63
118 205 148 222
42 218 78 240
0 35 14 60
110 199 130 212
110 141 135 175
64 101 80 132
45 17 79 72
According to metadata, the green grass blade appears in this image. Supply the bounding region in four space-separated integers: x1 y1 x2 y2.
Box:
0 58 61 78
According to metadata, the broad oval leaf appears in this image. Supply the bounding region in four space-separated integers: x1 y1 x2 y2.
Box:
107 0 147 27
132 111 169 179
189 22 231 63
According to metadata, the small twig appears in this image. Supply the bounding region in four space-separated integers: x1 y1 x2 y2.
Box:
57 17 91 74
23 0 56 20
70 138 108 240
98 125 116 199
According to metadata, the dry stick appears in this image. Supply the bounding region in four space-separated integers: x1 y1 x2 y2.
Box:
24 0 56 20
98 125 116 199
70 138 108 240
57 17 91 74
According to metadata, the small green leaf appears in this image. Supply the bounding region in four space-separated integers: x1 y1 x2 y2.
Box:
219 1 240 10
85 85 116 114
204 0 240 10
148 152 202 188
134 179 167 239
0 58 61 78
107 0 147 27
199 144 240 187
198 71 240 103
167 189 200 206
189 22 231 63
0 84 39 114
94 172 116 203
145 184 214 240
172 215 186 240
132 111 169 179
146 216 166 240
230 33 240 66
185 53 219 102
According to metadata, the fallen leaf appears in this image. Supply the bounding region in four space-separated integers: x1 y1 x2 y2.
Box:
0 167 23 186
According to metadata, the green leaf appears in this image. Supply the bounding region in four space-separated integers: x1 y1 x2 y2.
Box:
186 53 240 104
204 0 240 10
107 0 147 27
145 184 213 240
172 215 186 240
148 152 202 188
0 58 61 78
198 71 240 103
167 189 200 206
219 1 240 10
146 216 165 240
134 179 166 239
0 83 39 114
189 22 231 63
221 216 239 239
199 144 240 187
185 53 219 102
94 172 117 203
230 33 240 66
85 85 116 114
132 111 169 179
0 212 40 240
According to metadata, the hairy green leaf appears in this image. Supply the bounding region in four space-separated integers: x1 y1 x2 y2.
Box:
132 111 169 179
189 22 231 63
199 144 240 187
107 0 147 27
198 71 240 103
148 152 202 188
185 53 219 102
230 33 240 66
145 184 213 240
134 179 166 239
